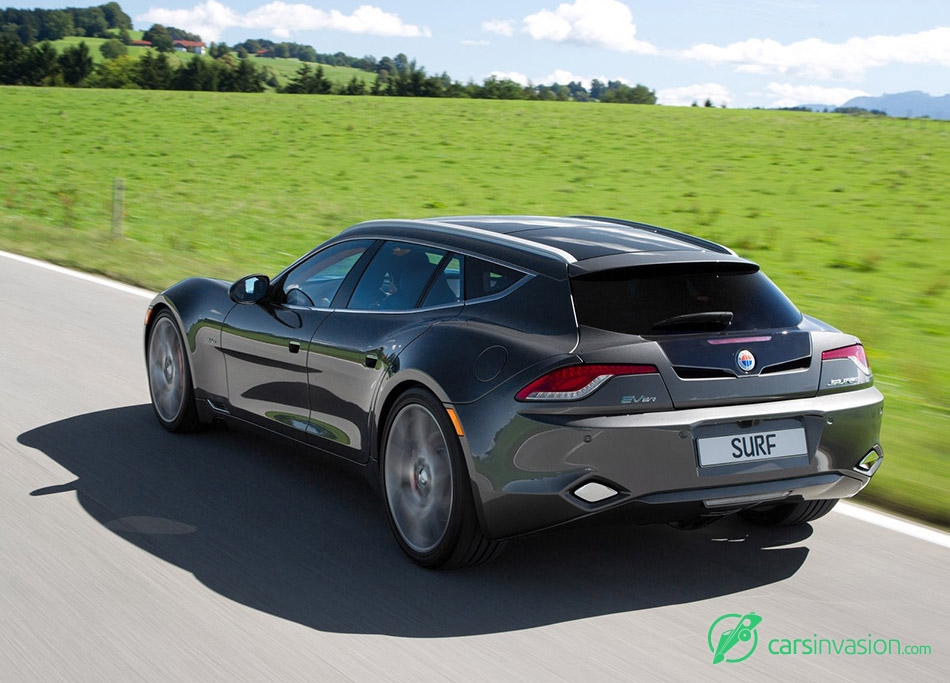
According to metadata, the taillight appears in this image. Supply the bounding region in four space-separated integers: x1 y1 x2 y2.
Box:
516 364 658 401
821 344 870 374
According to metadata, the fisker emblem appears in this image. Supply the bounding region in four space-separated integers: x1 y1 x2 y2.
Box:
736 349 756 373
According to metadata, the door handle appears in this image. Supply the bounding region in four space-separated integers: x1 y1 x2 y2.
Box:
364 353 378 368
288 341 300 354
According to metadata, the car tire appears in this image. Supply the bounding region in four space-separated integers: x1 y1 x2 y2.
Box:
739 499 838 526
146 310 202 433
380 388 503 569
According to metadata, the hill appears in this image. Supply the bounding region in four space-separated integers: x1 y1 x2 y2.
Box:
841 91 950 120
43 36 373 89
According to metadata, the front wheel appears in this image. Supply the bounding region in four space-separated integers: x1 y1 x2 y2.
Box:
739 499 838 526
380 388 502 569
147 310 201 433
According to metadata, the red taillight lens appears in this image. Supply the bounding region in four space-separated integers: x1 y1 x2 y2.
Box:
821 344 870 373
516 364 658 401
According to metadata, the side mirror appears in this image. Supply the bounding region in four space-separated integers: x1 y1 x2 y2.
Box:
229 274 271 304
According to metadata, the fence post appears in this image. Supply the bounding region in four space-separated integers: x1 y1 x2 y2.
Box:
111 178 125 239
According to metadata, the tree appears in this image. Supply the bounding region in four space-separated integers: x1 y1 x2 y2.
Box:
283 63 332 94
59 40 93 85
601 81 656 104
88 54 137 88
99 38 127 60
165 26 201 42
704 98 713 107
0 34 26 84
375 55 396 84
342 75 365 95
175 56 219 91
208 42 230 59
589 78 605 100
143 24 173 52
135 50 173 89
231 57 264 92
23 40 61 85
74 7 108 38
393 52 410 76
41 11 74 41
100 2 133 30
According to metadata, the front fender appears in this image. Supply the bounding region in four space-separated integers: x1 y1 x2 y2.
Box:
146 277 233 401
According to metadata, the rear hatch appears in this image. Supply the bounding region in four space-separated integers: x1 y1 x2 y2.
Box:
570 260 821 409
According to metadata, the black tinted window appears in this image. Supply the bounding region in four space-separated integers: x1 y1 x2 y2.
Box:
465 258 524 300
348 241 445 310
422 256 462 307
282 240 372 307
572 264 802 335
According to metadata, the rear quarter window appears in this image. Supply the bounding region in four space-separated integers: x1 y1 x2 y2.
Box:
465 258 525 301
571 264 802 335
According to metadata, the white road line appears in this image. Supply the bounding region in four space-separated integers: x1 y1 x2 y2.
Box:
0 249 154 299
834 501 950 549
3 249 949 549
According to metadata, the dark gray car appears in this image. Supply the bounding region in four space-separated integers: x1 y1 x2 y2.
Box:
145 215 884 568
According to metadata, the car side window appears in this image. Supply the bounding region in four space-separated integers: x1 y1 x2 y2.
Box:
282 240 373 308
464 257 525 301
422 256 462 307
348 241 445 310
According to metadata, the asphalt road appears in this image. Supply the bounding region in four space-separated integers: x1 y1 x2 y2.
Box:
1 251 947 682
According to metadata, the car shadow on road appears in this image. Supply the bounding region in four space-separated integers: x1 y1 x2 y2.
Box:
19 405 813 637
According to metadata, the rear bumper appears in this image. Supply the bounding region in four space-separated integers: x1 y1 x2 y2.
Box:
458 386 884 539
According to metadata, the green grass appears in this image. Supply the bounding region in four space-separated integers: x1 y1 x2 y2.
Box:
0 87 947 527
50 36 156 64
244 55 373 87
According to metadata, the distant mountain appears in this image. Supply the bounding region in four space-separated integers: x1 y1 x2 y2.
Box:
841 91 950 120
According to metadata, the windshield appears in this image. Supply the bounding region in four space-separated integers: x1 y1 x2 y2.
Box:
571 263 802 335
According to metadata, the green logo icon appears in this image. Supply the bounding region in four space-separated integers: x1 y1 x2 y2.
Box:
708 612 762 664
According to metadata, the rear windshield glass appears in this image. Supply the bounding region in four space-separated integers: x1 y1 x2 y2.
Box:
571 264 802 335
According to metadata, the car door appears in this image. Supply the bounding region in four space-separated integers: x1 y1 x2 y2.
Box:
306 242 463 462
221 240 374 440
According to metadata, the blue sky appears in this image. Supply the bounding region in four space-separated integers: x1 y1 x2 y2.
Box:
35 1 950 106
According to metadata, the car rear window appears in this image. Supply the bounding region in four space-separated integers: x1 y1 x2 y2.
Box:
571 263 802 335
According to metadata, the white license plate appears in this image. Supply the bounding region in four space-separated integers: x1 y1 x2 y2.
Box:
697 428 807 467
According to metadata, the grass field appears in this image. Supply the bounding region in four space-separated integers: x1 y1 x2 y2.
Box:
1 87 947 526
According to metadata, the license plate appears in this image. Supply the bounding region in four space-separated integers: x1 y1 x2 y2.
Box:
697 428 807 467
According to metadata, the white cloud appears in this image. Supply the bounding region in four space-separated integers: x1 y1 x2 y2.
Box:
137 0 239 42
680 27 950 81
488 70 529 86
486 69 629 90
656 83 731 107
765 83 868 108
137 1 431 44
482 19 514 37
522 0 656 53
538 69 626 89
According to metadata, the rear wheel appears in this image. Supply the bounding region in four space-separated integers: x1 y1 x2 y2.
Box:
381 388 502 569
739 499 838 526
147 311 201 433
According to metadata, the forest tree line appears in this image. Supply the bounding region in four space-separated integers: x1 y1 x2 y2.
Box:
0 3 657 103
